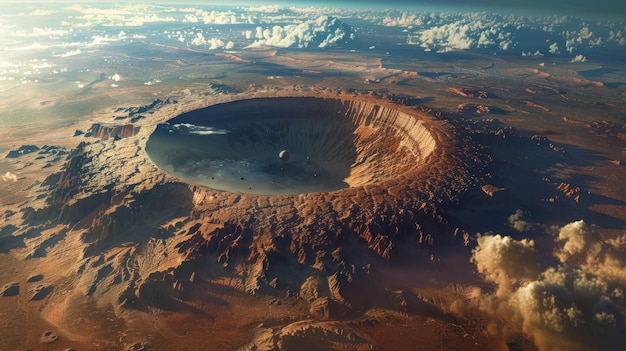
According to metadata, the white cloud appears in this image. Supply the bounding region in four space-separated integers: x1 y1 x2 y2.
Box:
66 4 176 27
403 13 513 53
55 49 82 58
469 221 626 351
143 79 161 86
88 31 134 46
29 9 54 16
190 32 207 46
183 14 199 23
508 209 536 232
579 27 593 40
2 172 17 182
288 6 337 16
377 10 625 55
472 234 539 295
499 39 513 51
247 5 283 13
247 16 352 49
555 220 598 261
565 37 578 53
11 27 72 38
570 54 587 63
189 33 233 50
522 50 544 57
207 38 225 50
182 9 254 25
3 42 50 52
549 42 560 54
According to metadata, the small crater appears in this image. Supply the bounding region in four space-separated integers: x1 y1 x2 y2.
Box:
40 330 58 344
29 284 53 300
0 282 19 296
26 274 44 282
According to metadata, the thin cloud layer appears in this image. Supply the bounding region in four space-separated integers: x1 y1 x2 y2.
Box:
182 9 255 25
65 4 177 27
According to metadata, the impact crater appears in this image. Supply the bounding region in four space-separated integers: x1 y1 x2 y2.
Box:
146 97 436 195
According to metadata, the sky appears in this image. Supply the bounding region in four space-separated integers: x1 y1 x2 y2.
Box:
7 0 626 19
9 0 626 15
172 0 624 18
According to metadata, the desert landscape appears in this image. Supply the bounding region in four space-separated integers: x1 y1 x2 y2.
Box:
1 2 625 351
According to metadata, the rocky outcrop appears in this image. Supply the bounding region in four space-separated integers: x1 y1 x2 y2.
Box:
112 97 177 117
240 320 380 351
5 145 39 158
449 87 492 99
556 182 581 202
29 284 53 300
82 182 194 253
85 123 140 140
0 282 19 296
309 296 347 319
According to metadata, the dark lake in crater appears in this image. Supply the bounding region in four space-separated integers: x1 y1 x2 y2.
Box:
146 97 436 195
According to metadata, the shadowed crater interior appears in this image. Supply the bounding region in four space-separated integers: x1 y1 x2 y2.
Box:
146 97 436 195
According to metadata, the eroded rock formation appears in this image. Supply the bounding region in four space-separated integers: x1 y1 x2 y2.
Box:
86 123 140 140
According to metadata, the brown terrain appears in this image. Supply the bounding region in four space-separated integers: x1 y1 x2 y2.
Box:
1 47 625 351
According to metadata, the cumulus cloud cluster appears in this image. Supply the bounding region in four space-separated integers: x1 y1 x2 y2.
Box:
159 9 352 50
377 10 625 55
472 234 540 294
247 16 354 49
400 12 514 52
190 33 234 50
470 220 626 351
